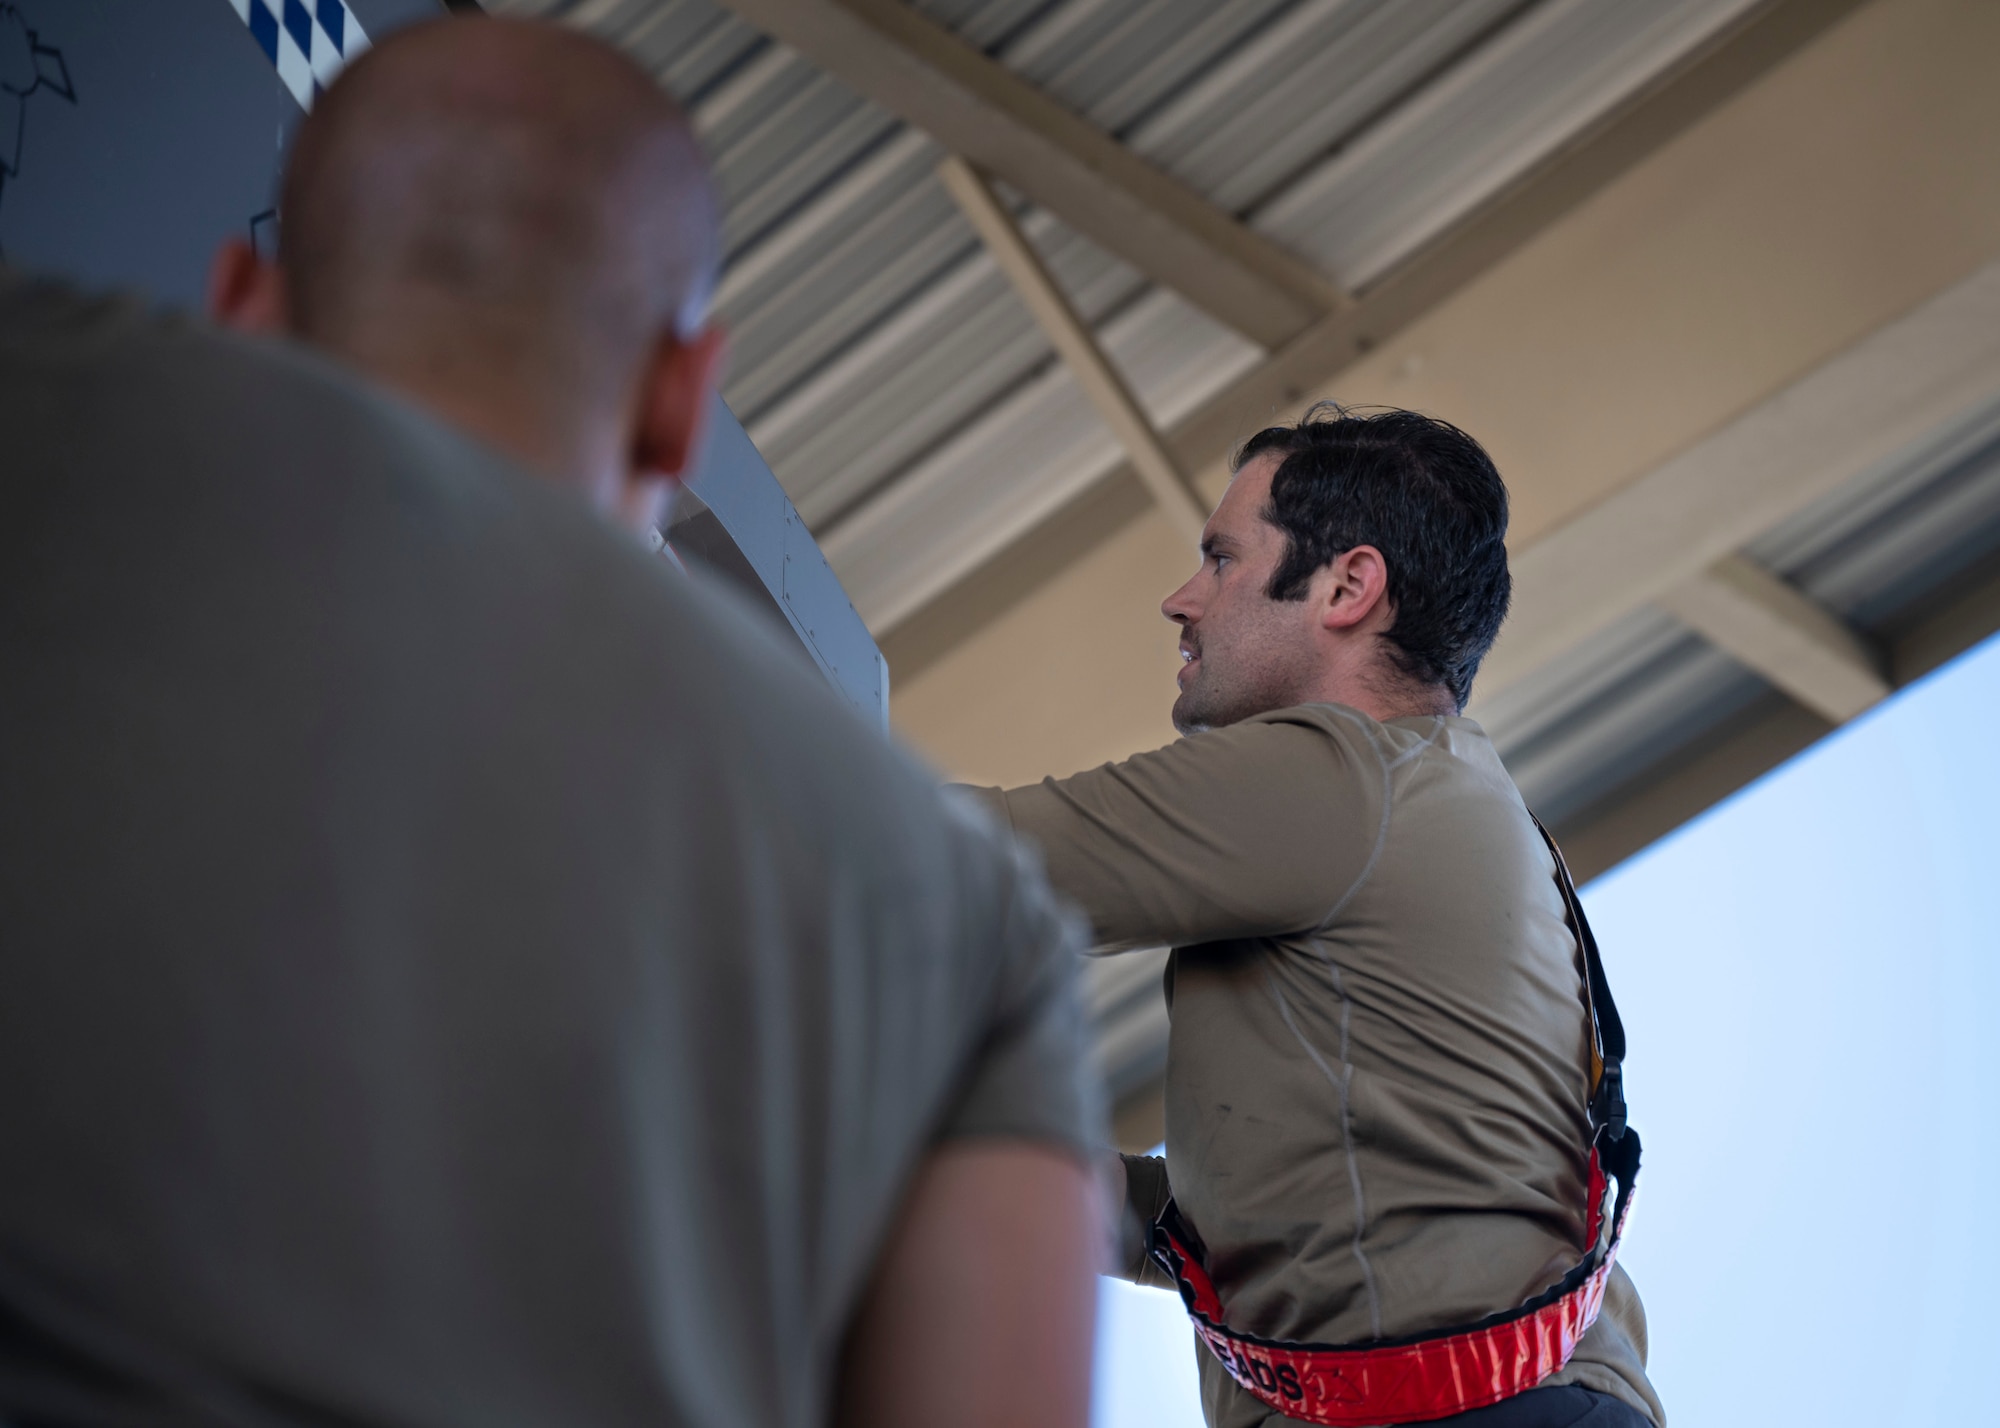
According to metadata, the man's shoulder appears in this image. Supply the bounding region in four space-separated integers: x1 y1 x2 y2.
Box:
1187 706 1531 837
1241 705 1510 779
3 268 395 413
1211 702 1407 773
1240 701 1385 741
1240 702 1483 744
0 267 531 524
0 272 956 874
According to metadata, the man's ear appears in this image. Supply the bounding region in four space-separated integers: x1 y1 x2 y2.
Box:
1318 545 1393 632
632 324 728 484
206 238 290 334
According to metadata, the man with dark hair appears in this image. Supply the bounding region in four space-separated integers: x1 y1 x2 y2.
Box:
1241 407 1511 713
967 404 1664 1428
0 16 1104 1428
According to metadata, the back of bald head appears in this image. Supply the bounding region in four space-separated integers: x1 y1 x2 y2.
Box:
280 18 716 435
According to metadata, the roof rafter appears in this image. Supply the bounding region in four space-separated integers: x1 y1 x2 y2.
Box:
1478 259 2000 707
870 0 1874 679
1658 556 1889 723
939 155 1210 545
708 0 1345 349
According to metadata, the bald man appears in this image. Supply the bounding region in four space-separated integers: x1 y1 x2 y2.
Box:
208 16 722 537
0 17 1101 1428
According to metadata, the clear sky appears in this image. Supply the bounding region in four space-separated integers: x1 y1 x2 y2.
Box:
1092 631 2000 1428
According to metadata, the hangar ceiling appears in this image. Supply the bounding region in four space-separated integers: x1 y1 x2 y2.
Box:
496 0 1862 630
492 0 2000 1140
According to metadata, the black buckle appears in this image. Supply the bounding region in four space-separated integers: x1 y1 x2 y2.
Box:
1591 1063 1627 1141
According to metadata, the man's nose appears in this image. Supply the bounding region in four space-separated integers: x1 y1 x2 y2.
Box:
1161 576 1199 626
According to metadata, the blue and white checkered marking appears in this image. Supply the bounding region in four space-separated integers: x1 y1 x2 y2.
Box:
226 0 369 111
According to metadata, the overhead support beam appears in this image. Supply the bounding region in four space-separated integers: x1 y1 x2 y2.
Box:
1562 549 2000 883
939 157 1210 546
868 0 1875 674
1658 555 1890 722
1479 258 2000 705
709 0 1344 349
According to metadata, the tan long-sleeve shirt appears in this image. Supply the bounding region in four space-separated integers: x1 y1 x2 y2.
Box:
971 704 1664 1428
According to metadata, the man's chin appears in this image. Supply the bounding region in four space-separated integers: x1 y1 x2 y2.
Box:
1173 673 1296 735
1170 690 1215 736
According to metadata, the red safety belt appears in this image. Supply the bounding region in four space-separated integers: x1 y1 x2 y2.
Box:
1144 816 1641 1426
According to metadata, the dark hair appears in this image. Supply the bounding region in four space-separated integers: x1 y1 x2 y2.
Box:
1234 403 1511 710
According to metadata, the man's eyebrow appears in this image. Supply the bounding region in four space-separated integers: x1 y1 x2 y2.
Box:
1201 535 1236 560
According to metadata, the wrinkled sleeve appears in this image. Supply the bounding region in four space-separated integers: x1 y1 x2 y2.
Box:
961 714 1387 953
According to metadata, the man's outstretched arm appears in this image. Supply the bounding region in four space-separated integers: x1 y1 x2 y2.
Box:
962 712 1385 953
836 1140 1100 1428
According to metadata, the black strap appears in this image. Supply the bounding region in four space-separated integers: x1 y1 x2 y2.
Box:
1529 814 1627 1141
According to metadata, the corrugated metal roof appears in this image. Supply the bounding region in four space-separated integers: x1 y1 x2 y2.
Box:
1484 392 2000 828
493 0 1759 628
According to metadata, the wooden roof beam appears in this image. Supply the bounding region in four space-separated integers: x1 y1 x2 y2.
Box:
1660 556 1890 723
867 0 1876 672
709 0 1345 350
938 156 1210 546
1479 259 2000 707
